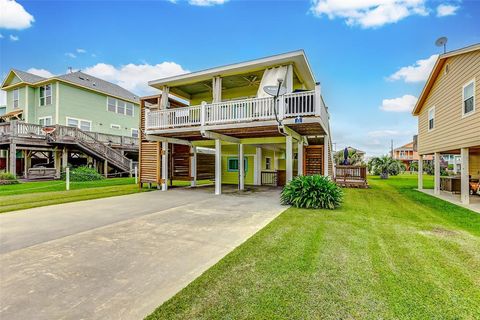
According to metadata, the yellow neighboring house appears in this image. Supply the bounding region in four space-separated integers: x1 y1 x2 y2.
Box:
412 43 480 205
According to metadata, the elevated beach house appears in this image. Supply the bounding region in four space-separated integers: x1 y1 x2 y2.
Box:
139 50 333 194
413 43 480 206
0 70 142 177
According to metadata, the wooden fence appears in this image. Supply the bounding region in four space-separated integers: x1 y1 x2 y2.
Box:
334 165 368 188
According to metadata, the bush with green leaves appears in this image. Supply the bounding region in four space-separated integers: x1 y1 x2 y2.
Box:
61 166 104 182
368 156 405 179
0 172 19 185
281 175 343 209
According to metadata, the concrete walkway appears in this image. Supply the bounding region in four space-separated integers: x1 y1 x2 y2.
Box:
419 189 480 213
0 187 285 320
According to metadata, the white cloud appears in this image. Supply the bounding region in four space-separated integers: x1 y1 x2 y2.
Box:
388 54 437 83
65 52 77 58
82 62 189 96
310 0 428 28
380 94 418 112
9 34 18 41
436 4 458 17
188 0 227 6
26 68 55 78
0 0 35 29
76 48 86 53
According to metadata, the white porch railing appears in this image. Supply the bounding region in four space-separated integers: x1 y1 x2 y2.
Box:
146 90 322 130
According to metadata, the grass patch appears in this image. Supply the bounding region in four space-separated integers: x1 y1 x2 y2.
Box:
146 174 480 320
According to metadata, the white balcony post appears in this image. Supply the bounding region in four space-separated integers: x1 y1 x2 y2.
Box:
297 141 303 176
324 135 329 176
161 141 169 191
200 101 206 127
239 143 245 190
418 156 423 190
215 139 222 195
212 77 222 103
460 148 470 205
160 86 169 109
434 152 440 195
278 97 285 120
254 147 262 185
191 146 197 187
286 135 293 183
314 82 322 117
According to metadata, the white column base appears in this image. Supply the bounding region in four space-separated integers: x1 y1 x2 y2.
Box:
215 139 222 195
434 152 441 195
460 148 470 205
161 142 169 191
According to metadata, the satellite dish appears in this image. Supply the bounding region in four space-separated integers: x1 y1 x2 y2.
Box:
435 36 448 53
263 85 286 97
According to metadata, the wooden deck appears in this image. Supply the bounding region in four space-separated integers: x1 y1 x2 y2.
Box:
334 165 368 188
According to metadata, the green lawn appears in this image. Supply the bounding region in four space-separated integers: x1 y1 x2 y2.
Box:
147 174 480 320
0 178 212 213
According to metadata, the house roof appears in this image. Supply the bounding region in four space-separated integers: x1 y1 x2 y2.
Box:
394 142 414 151
148 50 316 93
56 71 139 103
11 69 47 83
2 70 140 104
412 43 480 116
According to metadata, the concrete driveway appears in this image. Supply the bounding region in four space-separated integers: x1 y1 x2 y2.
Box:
0 186 285 320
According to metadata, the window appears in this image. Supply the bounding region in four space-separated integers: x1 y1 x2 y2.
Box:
106 97 134 116
126 103 134 116
227 157 248 172
66 117 91 131
13 89 19 108
117 101 125 115
463 80 475 116
131 128 139 138
111 124 121 130
265 157 272 170
428 107 435 131
80 120 91 131
39 116 52 126
67 118 78 127
39 84 52 106
107 97 116 112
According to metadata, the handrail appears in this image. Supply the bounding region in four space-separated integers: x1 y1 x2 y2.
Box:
145 90 321 130
52 125 131 169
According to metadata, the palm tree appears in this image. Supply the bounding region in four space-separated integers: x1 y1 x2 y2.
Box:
369 156 404 179
334 149 363 166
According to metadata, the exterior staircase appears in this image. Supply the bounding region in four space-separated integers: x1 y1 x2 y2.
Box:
1 121 132 173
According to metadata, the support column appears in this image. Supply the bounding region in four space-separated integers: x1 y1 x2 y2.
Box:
62 147 68 170
324 135 329 176
286 135 293 183
460 148 470 205
161 141 169 191
297 141 304 176
9 141 16 176
191 146 197 187
434 152 441 195
418 156 423 190
215 139 221 195
254 147 262 185
104 160 108 178
239 144 245 190
23 150 31 179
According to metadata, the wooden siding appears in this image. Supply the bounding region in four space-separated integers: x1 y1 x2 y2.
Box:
197 153 215 180
140 141 161 183
417 50 480 154
303 145 324 175
171 144 191 181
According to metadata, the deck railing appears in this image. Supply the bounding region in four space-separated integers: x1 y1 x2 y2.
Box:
145 90 322 130
1 121 138 147
261 171 278 186
335 165 368 186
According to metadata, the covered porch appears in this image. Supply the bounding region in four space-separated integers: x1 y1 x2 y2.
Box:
418 146 480 206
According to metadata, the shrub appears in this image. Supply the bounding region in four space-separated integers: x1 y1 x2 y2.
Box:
368 156 405 179
61 166 104 182
0 172 19 185
281 175 343 209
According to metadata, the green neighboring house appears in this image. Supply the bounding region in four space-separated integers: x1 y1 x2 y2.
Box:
1 69 140 138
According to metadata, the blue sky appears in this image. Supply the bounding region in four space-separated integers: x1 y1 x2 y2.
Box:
1 0 479 155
